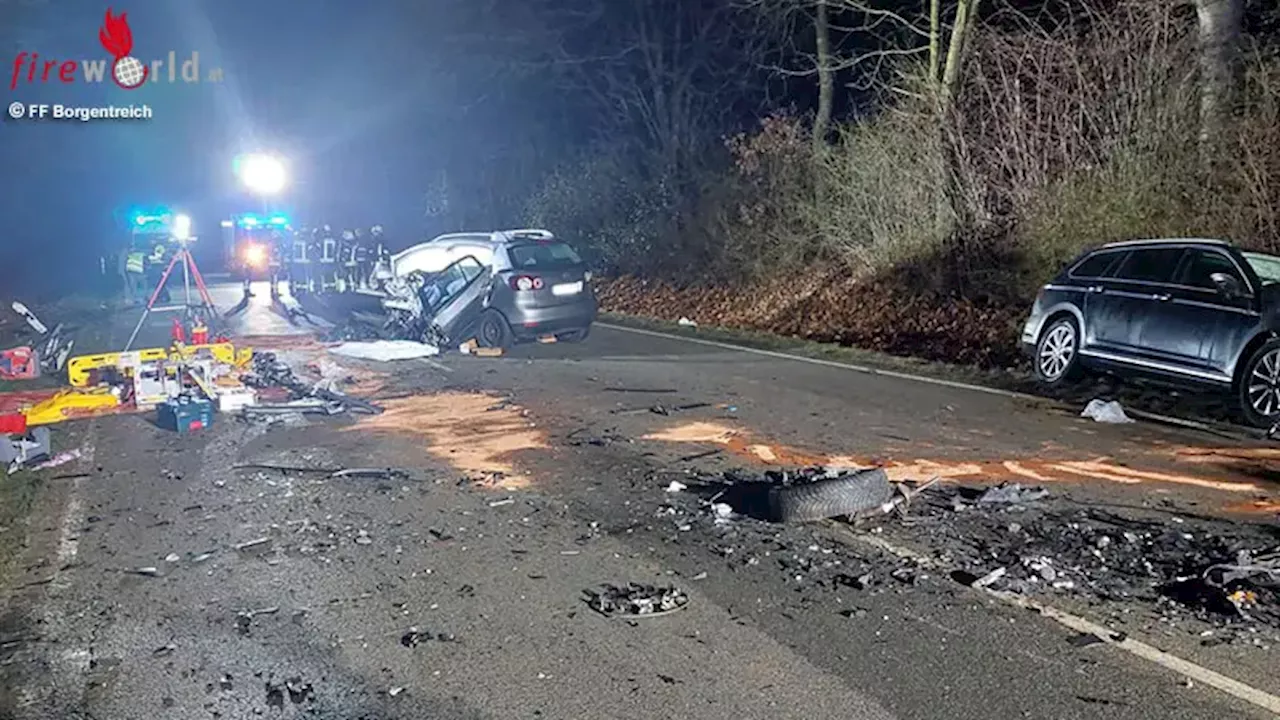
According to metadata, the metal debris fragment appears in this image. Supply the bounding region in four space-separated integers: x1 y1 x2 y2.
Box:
586 583 689 618
234 537 271 551
972 567 1007 589
400 627 454 647
976 483 1049 505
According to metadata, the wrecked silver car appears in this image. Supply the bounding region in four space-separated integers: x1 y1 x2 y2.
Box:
378 229 597 349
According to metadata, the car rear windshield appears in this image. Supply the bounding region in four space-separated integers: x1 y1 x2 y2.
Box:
508 242 583 269
1244 252 1280 285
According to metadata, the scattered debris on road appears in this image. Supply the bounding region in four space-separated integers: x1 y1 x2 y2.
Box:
973 483 1049 506
242 351 383 417
586 583 690 617
318 320 385 343
883 483 1280 634
0 426 50 474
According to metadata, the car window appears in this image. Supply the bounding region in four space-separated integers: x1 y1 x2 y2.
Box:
1070 251 1122 279
424 257 485 313
1244 252 1280 286
1113 247 1184 283
1177 250 1243 290
508 242 583 269
394 246 452 275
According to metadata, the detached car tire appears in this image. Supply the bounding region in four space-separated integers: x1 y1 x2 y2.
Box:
1034 316 1083 386
476 310 513 350
769 469 893 523
1238 338 1280 428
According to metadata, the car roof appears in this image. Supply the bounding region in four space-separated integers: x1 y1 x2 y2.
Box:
429 229 556 245
1097 237 1231 250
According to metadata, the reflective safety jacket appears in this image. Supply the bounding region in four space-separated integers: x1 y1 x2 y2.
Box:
126 252 146 274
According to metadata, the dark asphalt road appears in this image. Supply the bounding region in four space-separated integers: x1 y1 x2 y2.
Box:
1 283 1277 719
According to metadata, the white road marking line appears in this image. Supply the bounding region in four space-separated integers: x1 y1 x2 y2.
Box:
843 530 1280 715
54 495 82 566
421 357 452 373
52 440 94 586
598 322 1256 439
597 322 1043 401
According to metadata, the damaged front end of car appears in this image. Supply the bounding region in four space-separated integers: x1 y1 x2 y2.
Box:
379 258 491 349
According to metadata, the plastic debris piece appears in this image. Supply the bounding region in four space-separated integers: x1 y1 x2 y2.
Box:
1081 399 1134 424
328 340 439 361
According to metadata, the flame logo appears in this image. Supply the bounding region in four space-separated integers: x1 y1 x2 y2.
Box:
98 8 133 58
98 7 148 89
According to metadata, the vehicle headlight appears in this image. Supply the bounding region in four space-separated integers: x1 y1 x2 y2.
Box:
244 244 266 267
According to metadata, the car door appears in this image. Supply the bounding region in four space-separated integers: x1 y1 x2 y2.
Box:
1082 247 1184 360
1068 249 1126 352
424 256 492 345
1159 248 1260 379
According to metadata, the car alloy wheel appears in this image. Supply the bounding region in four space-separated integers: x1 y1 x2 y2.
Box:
1037 322 1077 382
1246 347 1280 418
475 310 513 350
480 319 502 346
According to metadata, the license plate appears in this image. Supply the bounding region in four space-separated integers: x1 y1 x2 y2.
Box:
552 281 583 296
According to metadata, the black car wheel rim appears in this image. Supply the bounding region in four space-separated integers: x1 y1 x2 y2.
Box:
1038 323 1075 380
1247 348 1280 417
481 317 501 345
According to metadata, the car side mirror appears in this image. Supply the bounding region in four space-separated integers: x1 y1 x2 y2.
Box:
1209 272 1243 298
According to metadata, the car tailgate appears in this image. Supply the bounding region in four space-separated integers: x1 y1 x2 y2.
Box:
508 267 591 307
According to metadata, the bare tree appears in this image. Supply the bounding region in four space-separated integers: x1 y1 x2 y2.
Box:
743 0 983 128
1194 0 1245 173
813 0 835 147
537 0 772 181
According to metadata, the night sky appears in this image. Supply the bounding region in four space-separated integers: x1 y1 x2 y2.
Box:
1 1 463 290
0 0 809 296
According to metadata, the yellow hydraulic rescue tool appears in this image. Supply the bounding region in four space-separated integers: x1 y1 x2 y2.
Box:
66 342 252 388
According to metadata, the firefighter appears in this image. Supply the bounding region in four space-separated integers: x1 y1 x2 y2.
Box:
148 240 171 303
356 226 377 289
368 224 387 290
319 226 339 293
240 237 253 298
290 226 311 295
339 228 358 292
123 241 147 306
267 228 286 299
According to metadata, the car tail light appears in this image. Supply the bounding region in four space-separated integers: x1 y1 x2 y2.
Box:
510 275 544 291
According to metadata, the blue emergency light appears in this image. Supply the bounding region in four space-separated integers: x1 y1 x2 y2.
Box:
133 212 170 226
239 214 260 228
269 214 289 226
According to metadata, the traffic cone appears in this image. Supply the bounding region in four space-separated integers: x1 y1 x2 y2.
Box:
191 317 208 345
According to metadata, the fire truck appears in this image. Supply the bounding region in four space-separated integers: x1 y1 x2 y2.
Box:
220 213 290 281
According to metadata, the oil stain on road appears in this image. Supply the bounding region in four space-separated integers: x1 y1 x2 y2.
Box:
643 420 1277 506
349 392 546 488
